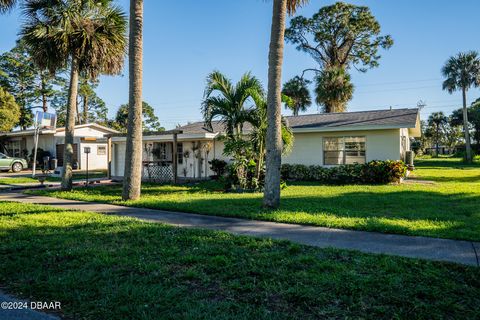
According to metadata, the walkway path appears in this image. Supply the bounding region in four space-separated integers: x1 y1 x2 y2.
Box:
0 290 60 320
0 191 478 267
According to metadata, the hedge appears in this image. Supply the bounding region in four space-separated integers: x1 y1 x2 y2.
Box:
281 160 408 184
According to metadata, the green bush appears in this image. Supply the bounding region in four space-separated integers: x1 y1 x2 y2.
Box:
281 160 407 184
209 159 228 178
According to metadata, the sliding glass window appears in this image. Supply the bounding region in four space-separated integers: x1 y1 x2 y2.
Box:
323 137 366 165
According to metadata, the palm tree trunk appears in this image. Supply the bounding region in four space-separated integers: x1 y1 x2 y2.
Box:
122 0 143 201
61 56 79 191
41 75 47 112
263 0 286 209
462 87 472 163
82 94 88 124
75 95 80 124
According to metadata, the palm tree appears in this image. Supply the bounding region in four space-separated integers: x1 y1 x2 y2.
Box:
122 0 143 201
264 0 309 208
0 0 16 12
21 0 127 190
427 112 447 155
202 71 263 138
282 76 311 116
442 51 480 163
250 90 293 179
315 66 354 113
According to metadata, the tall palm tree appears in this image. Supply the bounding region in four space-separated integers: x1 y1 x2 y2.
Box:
264 0 309 208
21 0 127 190
315 66 354 113
0 0 16 12
427 112 447 155
442 51 480 163
202 71 263 138
122 0 143 201
282 76 311 116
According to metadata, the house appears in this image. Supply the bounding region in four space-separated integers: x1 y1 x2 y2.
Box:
108 108 421 181
0 123 119 170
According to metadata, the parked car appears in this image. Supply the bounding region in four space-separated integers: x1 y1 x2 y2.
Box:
0 152 28 172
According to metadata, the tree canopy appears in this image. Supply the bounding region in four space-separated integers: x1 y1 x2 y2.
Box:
0 87 21 131
113 102 164 133
314 66 353 113
285 2 393 72
282 76 312 116
202 71 263 137
0 42 59 128
51 75 108 126
285 2 392 113
450 98 480 149
442 51 480 94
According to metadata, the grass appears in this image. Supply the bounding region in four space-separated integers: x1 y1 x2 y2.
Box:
0 201 478 319
0 170 107 185
29 158 480 242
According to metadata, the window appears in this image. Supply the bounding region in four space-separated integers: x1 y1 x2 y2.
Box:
177 143 183 164
97 146 106 155
323 137 366 165
5 141 21 157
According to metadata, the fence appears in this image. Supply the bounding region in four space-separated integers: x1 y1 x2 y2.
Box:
142 161 174 183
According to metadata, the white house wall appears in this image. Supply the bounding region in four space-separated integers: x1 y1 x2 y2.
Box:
54 126 110 138
79 143 108 170
111 139 230 179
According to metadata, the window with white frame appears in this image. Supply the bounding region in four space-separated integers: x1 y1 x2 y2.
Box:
97 145 106 155
323 137 366 165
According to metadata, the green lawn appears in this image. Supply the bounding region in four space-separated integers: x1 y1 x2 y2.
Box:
0 201 478 319
30 158 480 241
0 170 107 185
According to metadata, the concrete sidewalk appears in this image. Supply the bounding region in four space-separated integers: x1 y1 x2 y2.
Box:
0 178 112 191
0 191 478 267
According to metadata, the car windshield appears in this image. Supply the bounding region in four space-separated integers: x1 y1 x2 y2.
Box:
0 153 7 158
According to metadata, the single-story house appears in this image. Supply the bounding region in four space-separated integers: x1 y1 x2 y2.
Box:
108 108 421 182
0 123 118 170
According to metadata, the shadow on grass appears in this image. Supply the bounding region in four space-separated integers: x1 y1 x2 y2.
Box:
127 189 479 241
30 179 480 241
409 174 480 183
1 213 479 320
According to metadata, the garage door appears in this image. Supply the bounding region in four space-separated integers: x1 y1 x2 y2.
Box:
56 144 78 167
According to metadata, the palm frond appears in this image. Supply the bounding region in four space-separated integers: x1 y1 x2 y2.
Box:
286 0 310 15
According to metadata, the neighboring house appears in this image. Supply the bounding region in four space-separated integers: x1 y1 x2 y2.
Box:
109 108 420 182
0 123 118 170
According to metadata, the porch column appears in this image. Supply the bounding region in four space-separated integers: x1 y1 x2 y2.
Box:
107 136 112 179
173 133 178 184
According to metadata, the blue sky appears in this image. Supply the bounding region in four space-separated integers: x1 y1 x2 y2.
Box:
1 0 479 129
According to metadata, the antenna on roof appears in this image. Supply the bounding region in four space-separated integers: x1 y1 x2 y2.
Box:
416 100 427 110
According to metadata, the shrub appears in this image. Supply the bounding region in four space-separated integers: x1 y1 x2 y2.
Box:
281 160 407 184
209 159 228 178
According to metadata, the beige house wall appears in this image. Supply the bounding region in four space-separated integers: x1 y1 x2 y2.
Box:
111 128 409 179
283 129 402 166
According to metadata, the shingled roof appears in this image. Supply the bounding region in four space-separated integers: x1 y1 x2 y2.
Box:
177 108 419 134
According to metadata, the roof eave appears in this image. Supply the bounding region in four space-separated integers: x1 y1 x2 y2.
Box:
291 124 417 133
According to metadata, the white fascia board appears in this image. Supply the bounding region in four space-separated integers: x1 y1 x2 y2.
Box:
111 133 218 143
